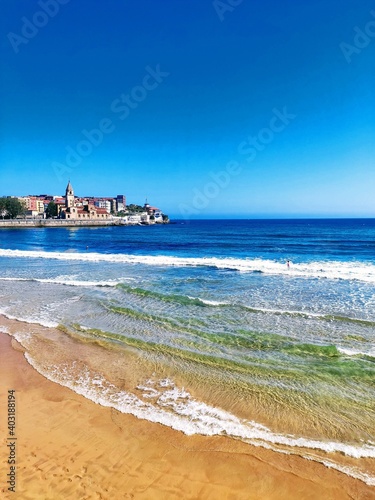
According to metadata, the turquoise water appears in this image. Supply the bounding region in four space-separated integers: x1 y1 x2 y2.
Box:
1 220 374 483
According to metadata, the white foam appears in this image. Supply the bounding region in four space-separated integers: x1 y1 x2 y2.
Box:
0 276 126 287
338 347 375 358
187 295 228 306
21 356 375 468
13 331 33 343
338 347 363 356
1 249 375 283
196 298 228 306
0 309 59 328
304 456 375 487
250 305 322 316
158 378 175 388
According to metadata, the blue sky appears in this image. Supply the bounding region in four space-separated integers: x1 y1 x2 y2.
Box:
1 0 374 218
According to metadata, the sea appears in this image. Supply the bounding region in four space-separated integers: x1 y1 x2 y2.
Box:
0 219 374 485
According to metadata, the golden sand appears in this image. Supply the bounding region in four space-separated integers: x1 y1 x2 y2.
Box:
0 330 374 500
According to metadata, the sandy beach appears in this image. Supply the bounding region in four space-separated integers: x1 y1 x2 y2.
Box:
1 324 374 500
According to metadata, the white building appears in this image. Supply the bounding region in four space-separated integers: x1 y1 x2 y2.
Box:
95 199 112 214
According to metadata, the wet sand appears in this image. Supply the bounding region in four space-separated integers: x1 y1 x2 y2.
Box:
1 330 374 500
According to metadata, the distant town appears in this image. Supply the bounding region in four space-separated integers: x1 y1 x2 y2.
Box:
0 181 169 227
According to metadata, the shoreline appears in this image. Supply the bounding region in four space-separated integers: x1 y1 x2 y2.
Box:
1 320 374 499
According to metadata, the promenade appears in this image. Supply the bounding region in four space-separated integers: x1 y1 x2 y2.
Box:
0 218 119 228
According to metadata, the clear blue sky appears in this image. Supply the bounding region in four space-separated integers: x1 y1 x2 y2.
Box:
1 0 374 218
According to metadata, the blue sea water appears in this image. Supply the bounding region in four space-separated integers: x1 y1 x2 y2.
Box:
1 218 375 260
1 219 375 484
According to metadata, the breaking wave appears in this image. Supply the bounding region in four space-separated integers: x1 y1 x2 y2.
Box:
1 249 375 282
20 353 375 486
0 276 130 287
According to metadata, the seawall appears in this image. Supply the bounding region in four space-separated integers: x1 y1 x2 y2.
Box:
0 219 121 228
0 219 169 228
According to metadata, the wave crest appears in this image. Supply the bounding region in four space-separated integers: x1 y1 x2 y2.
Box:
1 249 375 282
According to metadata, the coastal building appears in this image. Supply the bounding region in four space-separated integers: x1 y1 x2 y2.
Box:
23 196 45 217
65 181 75 208
95 199 112 214
1 183 168 224
116 195 126 212
36 200 45 214
54 197 66 215
59 181 110 220
144 201 164 222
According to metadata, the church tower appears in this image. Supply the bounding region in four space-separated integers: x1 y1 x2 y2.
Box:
65 180 75 208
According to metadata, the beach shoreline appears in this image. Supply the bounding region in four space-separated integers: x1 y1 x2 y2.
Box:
1 321 374 499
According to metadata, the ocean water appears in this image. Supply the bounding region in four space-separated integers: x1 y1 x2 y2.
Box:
1 219 375 484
